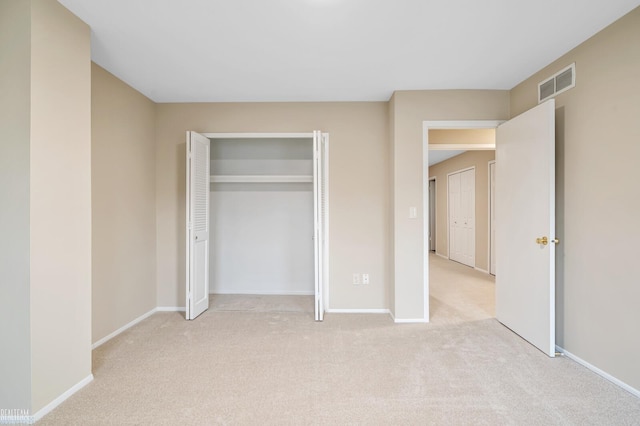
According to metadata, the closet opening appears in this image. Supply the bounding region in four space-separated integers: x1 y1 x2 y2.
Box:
186 132 328 321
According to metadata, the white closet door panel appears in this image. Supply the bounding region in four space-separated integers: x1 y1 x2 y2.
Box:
448 173 461 263
186 131 210 320
313 131 328 321
449 169 475 267
461 169 475 267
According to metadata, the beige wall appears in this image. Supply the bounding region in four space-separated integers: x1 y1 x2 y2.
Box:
429 129 496 145
91 63 157 344
0 0 32 410
29 0 92 412
390 90 509 320
428 150 495 270
155 103 389 310
510 6 640 390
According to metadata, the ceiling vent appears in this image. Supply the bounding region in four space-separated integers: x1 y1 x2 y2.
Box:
538 63 576 103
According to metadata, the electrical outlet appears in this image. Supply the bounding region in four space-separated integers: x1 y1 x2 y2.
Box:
362 274 370 285
352 273 361 285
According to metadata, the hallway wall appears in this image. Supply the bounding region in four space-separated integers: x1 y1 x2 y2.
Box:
428 150 495 271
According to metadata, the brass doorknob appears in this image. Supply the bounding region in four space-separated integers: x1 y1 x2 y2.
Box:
536 236 548 245
536 236 560 245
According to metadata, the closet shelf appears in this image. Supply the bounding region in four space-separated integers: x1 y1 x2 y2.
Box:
210 175 313 183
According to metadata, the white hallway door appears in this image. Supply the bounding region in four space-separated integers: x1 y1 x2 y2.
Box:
186 131 211 320
448 168 475 267
495 99 557 357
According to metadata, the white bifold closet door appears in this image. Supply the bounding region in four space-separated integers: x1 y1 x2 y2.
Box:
448 168 475 267
186 131 211 320
313 131 328 321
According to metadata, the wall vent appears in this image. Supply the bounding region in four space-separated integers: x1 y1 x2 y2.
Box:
538 63 575 103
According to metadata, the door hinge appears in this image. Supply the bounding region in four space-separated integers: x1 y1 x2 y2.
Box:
187 292 191 301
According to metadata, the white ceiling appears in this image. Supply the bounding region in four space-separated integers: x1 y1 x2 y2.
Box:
429 150 465 167
58 0 640 102
429 150 466 167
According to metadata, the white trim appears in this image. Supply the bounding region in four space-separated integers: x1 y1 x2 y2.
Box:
556 346 640 398
488 160 496 275
429 143 495 150
31 374 94 423
203 132 313 139
447 166 475 175
435 252 448 260
394 318 429 324
325 309 390 314
423 121 503 132
156 307 186 312
388 309 428 324
422 127 430 323
91 308 157 350
423 120 504 327
474 267 489 274
211 175 312 183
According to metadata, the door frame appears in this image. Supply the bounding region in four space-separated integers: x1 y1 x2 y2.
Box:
422 120 503 321
446 166 476 266
488 160 496 275
200 132 330 316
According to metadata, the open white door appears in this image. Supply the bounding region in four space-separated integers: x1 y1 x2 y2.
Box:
313 131 327 321
495 100 556 356
186 131 210 320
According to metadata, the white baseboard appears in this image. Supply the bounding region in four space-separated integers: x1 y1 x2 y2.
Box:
474 267 489 274
31 374 94 423
92 308 157 350
389 309 430 323
394 318 429 323
156 307 186 312
556 345 640 398
325 309 390 314
435 252 448 259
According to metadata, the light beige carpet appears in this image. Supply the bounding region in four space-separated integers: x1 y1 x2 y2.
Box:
38 258 640 425
209 294 314 315
428 252 496 325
